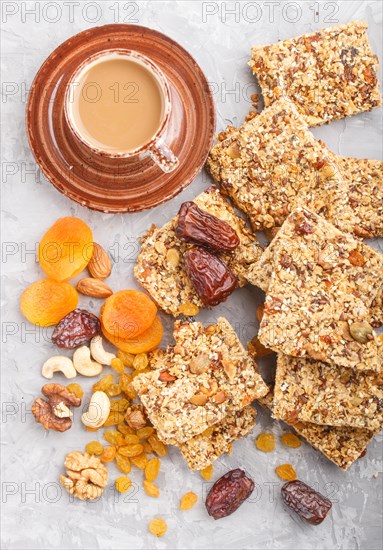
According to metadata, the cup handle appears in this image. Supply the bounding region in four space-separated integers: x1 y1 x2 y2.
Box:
148 138 179 173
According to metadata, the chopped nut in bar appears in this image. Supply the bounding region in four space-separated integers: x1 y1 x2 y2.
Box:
132 317 268 444
249 21 382 127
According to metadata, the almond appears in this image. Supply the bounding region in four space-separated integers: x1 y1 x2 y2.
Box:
211 391 227 404
76 278 113 299
88 243 112 280
189 393 208 406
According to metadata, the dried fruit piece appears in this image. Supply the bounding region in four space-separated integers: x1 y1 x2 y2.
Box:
115 453 131 474
148 435 167 457
39 217 93 281
103 411 125 427
103 316 163 354
111 358 125 374
117 350 135 367
85 441 104 456
184 247 238 306
159 370 177 383
200 464 213 481
349 321 373 344
256 433 275 452
149 518 167 537
176 202 240 252
102 290 157 340
99 446 116 463
115 476 132 493
110 399 130 413
20 279 78 326
280 433 301 449
117 422 134 434
275 464 297 481
142 441 153 454
145 458 160 482
281 480 332 525
92 374 114 393
88 243 112 280
179 303 200 316
247 336 274 358
118 444 144 458
143 480 160 497
52 309 100 349
137 427 154 440
348 249 366 267
66 383 84 399
180 492 198 510
206 469 254 520
133 353 149 371
104 430 125 446
131 453 148 470
106 384 121 398
77 278 113 299
124 434 140 445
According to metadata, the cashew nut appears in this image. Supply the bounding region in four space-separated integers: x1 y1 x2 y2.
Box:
42 356 77 379
73 346 103 377
53 402 73 418
81 391 110 428
90 335 116 366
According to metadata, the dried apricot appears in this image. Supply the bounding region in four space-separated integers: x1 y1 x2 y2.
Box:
145 458 160 482
100 445 116 463
85 441 104 455
143 480 160 497
38 217 93 281
180 492 198 510
20 279 78 326
102 290 157 340
275 464 297 481
92 374 114 393
115 476 132 493
115 453 131 474
255 433 275 452
131 453 148 470
200 465 213 481
66 383 84 399
118 444 144 458
117 350 135 367
103 316 163 354
149 518 167 537
280 433 301 448
148 435 167 457
111 358 124 374
104 430 125 446
137 427 154 440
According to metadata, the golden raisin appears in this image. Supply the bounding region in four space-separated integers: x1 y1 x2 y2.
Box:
92 374 114 393
143 480 159 497
136 426 154 440
115 476 132 493
200 464 213 481
124 434 140 445
131 453 148 470
85 426 99 432
142 441 153 454
148 435 167 457
100 445 116 463
255 433 275 452
117 423 135 435
179 303 199 316
103 411 125 427
275 464 297 481
149 518 167 537
66 383 84 399
118 444 144 458
119 373 134 394
133 353 149 371
115 453 131 474
110 398 130 413
280 433 301 448
106 384 121 397
104 430 125 446
111 357 124 374
145 458 160 482
85 441 104 456
180 492 198 510
117 350 135 367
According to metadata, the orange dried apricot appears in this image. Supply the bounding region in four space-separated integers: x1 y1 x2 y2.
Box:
275 464 297 481
143 480 159 497
145 458 160 482
280 433 301 448
200 465 213 481
20 279 78 326
149 518 167 537
103 316 163 354
180 492 198 510
38 217 93 281
255 433 275 452
101 290 157 340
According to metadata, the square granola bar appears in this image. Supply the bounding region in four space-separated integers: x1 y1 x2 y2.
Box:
273 354 383 431
206 99 354 233
178 405 256 470
134 186 262 316
249 20 382 126
252 209 383 370
132 317 268 445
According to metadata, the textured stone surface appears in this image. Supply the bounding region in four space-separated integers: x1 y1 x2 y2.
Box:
1 1 382 549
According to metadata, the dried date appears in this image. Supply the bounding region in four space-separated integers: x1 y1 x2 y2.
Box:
184 247 238 306
52 309 100 349
281 480 332 525
205 468 254 520
176 202 240 252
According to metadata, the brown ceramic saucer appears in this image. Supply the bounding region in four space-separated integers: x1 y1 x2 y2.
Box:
26 25 216 213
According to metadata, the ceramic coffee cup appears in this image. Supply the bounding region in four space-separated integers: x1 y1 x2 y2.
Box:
64 49 179 173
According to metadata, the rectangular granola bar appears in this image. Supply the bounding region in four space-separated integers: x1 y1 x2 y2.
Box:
178 405 256 470
258 390 375 471
132 317 268 444
206 99 355 233
249 20 382 127
134 186 262 316
273 354 383 431
252 209 383 370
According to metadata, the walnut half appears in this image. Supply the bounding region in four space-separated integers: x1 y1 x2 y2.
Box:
32 384 82 432
60 451 108 501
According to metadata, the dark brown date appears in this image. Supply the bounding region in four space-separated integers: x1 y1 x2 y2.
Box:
281 480 332 525
184 247 238 306
205 469 254 520
52 309 100 349
176 201 240 252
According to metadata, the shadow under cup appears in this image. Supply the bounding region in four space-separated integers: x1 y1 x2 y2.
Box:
64 50 179 173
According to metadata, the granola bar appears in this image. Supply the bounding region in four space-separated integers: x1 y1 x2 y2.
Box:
132 317 268 444
371 286 383 328
134 186 262 316
178 406 256 470
273 354 383 431
207 99 354 233
258 390 375 471
249 20 382 127
254 209 383 370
